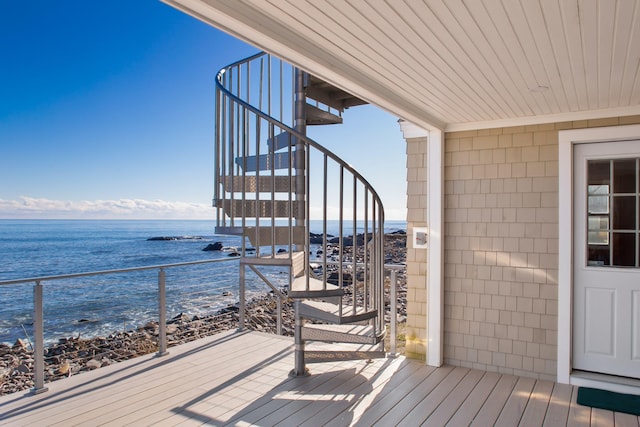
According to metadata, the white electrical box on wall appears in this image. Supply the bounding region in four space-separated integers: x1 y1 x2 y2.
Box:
413 227 428 249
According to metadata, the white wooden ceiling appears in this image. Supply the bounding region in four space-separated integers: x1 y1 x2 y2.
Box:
164 0 640 131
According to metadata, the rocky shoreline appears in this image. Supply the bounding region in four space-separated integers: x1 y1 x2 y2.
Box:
0 233 406 396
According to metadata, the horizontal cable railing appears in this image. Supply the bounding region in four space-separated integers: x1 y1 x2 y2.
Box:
0 258 243 395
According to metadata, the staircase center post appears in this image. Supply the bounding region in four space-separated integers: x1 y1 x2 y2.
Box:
294 68 307 234
292 68 308 376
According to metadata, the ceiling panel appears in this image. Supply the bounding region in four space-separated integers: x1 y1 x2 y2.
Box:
164 0 640 130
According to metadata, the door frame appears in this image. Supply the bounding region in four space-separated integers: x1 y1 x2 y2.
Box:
558 123 640 394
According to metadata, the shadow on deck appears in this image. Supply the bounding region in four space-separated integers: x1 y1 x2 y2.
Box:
1 330 637 426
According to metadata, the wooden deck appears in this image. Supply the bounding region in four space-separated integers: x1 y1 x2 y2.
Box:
1 330 638 426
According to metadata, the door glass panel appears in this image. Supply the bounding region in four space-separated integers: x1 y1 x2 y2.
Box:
613 196 636 230
588 195 609 214
612 232 636 266
588 160 610 186
614 159 636 193
588 216 609 230
588 243 610 266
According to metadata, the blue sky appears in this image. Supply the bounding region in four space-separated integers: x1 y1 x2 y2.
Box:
0 1 407 220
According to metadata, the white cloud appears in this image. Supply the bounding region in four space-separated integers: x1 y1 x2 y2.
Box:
0 196 405 221
0 197 213 220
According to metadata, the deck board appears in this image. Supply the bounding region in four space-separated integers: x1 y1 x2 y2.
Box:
317 360 414 427
396 367 470 426
372 365 454 426
568 385 593 427
446 370 501 425
423 368 486 425
543 382 573 426
520 380 554 426
0 330 637 427
494 376 537 426
470 374 519 426
613 411 640 427
349 361 434 426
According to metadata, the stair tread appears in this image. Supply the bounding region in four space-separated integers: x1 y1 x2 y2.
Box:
301 323 383 345
215 226 244 236
306 75 368 110
267 132 293 151
303 339 385 363
222 175 294 193
217 199 301 218
244 226 306 247
235 152 293 172
301 300 374 316
242 251 305 277
299 299 377 324
305 103 343 125
304 350 385 363
303 323 375 335
290 277 343 298
242 250 304 264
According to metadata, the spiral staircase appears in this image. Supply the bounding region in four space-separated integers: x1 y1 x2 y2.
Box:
214 52 386 376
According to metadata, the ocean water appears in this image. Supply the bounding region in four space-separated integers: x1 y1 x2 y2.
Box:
0 219 406 345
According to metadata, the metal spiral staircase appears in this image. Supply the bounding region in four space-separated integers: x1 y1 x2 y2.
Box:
214 52 386 376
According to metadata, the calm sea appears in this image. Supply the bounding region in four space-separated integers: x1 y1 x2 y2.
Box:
0 219 406 344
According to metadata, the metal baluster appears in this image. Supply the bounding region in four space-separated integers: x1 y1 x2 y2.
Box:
352 176 357 316
339 166 344 316
364 190 369 311
389 269 398 357
323 154 328 288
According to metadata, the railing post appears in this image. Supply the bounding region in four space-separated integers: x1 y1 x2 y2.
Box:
389 269 398 357
239 262 245 331
157 268 168 357
292 300 308 377
276 296 282 335
33 280 48 394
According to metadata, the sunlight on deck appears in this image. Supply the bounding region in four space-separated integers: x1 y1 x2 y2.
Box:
1 330 638 426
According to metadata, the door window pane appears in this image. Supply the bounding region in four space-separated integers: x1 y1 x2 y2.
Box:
612 232 636 267
588 195 609 214
613 196 636 230
588 160 610 186
613 159 636 193
588 243 610 266
588 215 609 230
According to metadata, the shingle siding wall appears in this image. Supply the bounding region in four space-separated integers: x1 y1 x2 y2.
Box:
444 123 560 380
404 115 640 379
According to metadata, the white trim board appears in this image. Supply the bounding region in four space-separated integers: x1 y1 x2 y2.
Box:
399 120 429 139
399 123 444 367
447 105 640 133
558 124 640 393
427 129 444 367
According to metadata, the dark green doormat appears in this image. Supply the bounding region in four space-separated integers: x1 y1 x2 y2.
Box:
577 387 640 415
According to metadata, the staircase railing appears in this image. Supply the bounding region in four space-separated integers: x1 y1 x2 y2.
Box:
215 52 386 336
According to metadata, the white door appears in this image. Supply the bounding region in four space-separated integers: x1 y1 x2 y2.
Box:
573 140 640 379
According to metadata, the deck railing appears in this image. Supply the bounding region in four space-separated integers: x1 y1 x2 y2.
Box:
0 258 403 395
0 258 241 394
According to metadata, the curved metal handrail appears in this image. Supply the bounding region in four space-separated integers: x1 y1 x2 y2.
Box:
215 53 385 211
214 51 387 345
